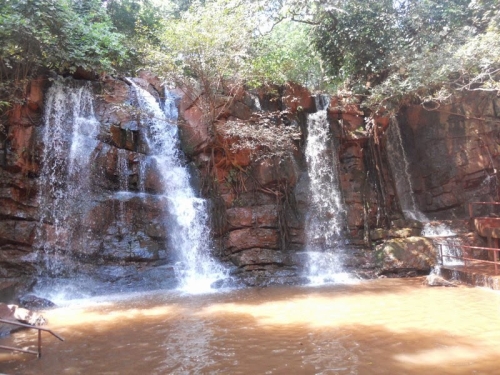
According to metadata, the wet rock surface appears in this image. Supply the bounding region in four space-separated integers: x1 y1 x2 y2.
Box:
2 74 499 291
0 302 46 337
424 274 458 287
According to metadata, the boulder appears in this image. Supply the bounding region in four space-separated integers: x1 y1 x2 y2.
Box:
0 303 46 337
375 237 437 274
19 295 56 310
424 274 457 287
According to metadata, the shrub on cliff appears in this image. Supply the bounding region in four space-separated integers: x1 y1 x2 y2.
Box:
308 0 500 110
0 0 131 125
0 0 129 78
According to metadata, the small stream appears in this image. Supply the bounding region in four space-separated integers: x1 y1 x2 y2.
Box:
2 278 500 374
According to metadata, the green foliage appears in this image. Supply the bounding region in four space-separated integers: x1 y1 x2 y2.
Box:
313 0 397 85
304 0 500 109
149 0 255 126
1 0 498 120
157 0 252 81
366 0 500 111
106 0 164 42
0 0 129 77
0 0 132 121
248 20 324 89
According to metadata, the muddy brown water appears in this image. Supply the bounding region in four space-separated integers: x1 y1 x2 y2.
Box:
1 278 500 374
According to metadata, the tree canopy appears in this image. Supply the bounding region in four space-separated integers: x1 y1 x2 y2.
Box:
1 0 499 113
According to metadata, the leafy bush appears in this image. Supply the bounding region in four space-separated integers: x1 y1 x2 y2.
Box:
248 20 324 89
307 0 500 110
0 0 129 78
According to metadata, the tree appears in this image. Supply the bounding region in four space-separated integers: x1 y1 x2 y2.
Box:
154 0 255 125
366 0 500 111
0 0 130 119
248 20 325 89
312 0 398 86
301 0 500 109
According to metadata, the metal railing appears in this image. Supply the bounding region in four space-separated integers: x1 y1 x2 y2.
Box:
0 319 64 358
439 244 500 274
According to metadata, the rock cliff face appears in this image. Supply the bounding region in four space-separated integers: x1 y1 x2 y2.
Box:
397 95 500 218
1 74 497 294
1 75 179 296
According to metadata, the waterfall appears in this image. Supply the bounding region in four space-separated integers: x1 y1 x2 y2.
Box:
305 109 344 249
303 104 351 284
422 223 464 267
36 79 100 276
386 117 428 221
386 117 463 266
131 84 226 293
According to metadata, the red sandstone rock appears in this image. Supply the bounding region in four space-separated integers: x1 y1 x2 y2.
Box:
252 156 298 187
179 103 210 154
226 228 279 252
102 79 129 104
228 101 252 120
110 125 123 148
6 124 37 174
344 202 363 228
342 113 364 131
282 83 315 113
226 205 278 229
26 76 45 111
374 115 390 131
230 248 287 267
342 103 364 116
0 221 36 246
226 207 252 228
0 198 37 220
137 70 163 94
143 159 164 194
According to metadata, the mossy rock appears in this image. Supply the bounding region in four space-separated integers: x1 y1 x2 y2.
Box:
375 236 437 273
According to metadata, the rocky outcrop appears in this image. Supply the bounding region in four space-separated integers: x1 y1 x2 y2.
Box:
0 74 178 296
2 73 498 291
374 237 436 276
396 93 500 218
424 274 457 287
0 303 46 337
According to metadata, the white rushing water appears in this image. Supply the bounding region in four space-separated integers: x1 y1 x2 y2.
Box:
36 79 100 275
131 83 226 293
386 117 427 222
303 104 352 284
386 117 463 267
422 222 464 267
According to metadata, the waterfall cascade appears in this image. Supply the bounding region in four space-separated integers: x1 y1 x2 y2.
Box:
34 78 226 297
131 84 227 293
386 117 463 267
386 117 427 222
36 80 100 276
303 100 351 284
421 223 464 267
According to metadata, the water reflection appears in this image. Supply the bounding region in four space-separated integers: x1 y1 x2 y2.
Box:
2 279 500 374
